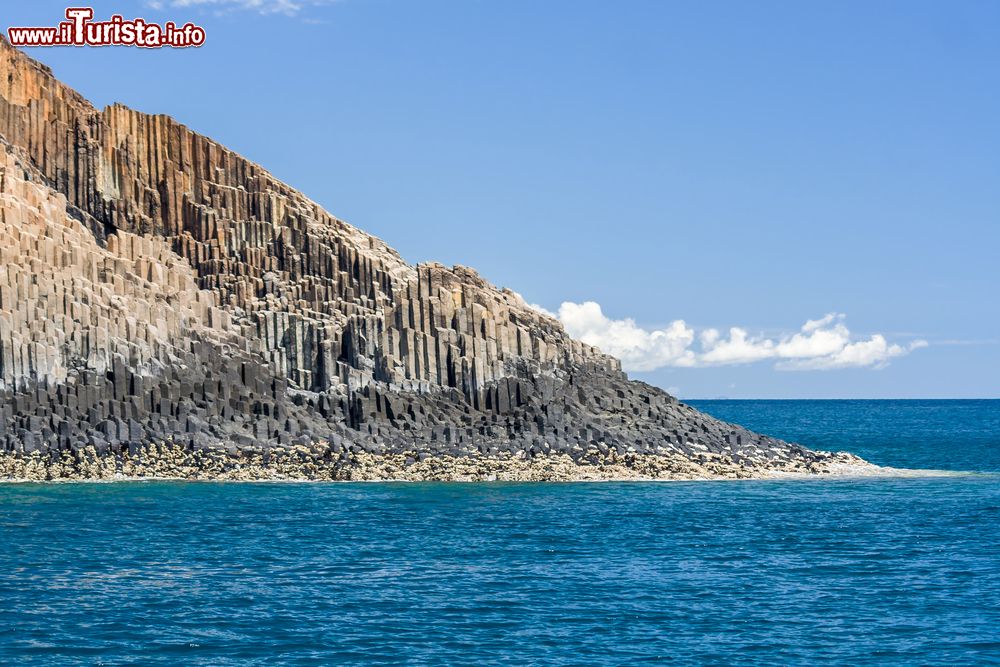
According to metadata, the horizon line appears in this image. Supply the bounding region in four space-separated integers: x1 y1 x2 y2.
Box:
682 397 1000 401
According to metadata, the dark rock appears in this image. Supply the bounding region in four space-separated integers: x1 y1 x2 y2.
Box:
0 37 817 473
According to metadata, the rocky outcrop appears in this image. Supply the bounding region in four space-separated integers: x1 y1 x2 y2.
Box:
0 38 846 479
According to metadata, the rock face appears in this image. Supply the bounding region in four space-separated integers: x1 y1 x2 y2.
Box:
0 38 834 478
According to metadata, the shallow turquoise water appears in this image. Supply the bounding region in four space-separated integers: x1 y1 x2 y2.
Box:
1 400 999 665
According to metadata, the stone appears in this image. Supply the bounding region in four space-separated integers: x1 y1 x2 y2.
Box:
0 37 859 480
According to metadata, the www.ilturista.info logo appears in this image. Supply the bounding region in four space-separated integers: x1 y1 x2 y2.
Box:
7 7 205 48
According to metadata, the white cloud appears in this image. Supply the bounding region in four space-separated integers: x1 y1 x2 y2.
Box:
151 0 336 16
553 301 926 372
557 301 696 372
779 337 928 371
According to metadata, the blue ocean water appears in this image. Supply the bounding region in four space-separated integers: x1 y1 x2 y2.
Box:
688 399 1000 473
1 400 998 666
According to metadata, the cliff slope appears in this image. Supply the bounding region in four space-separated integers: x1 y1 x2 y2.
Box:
0 39 853 479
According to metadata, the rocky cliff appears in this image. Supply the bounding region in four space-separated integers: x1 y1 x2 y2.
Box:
0 38 858 480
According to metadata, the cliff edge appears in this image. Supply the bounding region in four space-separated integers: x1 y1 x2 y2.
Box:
0 39 866 480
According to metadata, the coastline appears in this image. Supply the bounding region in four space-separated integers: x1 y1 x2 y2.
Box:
0 443 916 483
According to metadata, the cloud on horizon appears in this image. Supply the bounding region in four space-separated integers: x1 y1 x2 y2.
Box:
533 301 927 373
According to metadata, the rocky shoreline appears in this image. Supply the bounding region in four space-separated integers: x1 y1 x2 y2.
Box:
0 443 878 482
0 39 873 477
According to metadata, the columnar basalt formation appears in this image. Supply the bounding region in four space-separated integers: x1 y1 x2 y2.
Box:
0 38 856 479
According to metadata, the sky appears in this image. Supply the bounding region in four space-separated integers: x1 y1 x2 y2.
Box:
6 0 998 398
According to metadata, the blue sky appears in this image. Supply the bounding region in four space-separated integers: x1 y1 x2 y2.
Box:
7 0 998 398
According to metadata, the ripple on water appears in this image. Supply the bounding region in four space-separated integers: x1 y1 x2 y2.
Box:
0 475 998 666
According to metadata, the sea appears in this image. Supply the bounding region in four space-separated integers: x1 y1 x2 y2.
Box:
1 399 998 665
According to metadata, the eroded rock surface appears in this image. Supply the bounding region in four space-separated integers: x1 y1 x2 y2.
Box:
0 38 842 479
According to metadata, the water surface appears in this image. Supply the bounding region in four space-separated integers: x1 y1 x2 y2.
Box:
1 400 998 665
